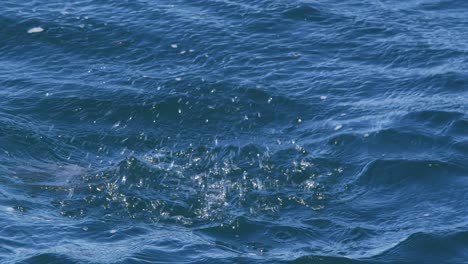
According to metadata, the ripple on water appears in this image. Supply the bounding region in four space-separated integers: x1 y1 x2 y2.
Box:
0 0 467 263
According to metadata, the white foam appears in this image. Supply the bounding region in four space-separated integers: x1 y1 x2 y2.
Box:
28 27 44 33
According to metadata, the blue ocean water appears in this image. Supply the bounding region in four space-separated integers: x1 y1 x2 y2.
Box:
0 0 467 263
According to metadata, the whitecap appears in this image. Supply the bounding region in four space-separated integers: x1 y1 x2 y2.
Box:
28 27 44 33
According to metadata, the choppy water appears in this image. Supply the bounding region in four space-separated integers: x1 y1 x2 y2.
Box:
1 0 467 263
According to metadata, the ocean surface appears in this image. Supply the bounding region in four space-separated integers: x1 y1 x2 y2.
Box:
0 0 467 263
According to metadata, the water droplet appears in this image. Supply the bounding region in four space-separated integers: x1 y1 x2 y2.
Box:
112 121 121 129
